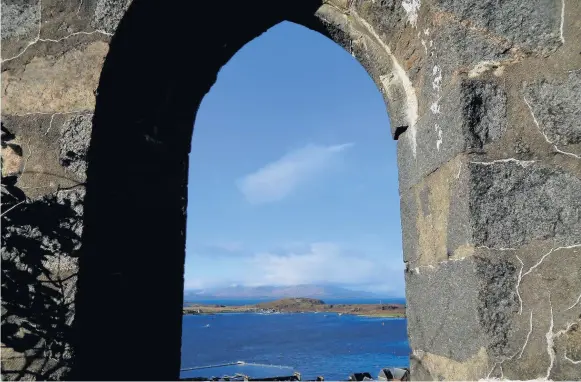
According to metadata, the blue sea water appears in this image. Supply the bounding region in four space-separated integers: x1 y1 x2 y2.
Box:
180 312 410 380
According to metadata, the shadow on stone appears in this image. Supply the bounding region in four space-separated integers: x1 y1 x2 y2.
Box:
2 127 84 380
70 1 334 380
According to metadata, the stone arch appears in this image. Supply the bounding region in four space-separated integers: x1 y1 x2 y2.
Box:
1 0 580 381
74 2 418 379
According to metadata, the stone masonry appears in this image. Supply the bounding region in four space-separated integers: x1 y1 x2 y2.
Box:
1 0 580 380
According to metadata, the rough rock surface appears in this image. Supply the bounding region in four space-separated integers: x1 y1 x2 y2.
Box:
469 161 581 248
524 71 581 147
1 0 580 380
1 129 83 380
59 114 92 180
1 1 40 40
91 0 132 34
432 0 561 53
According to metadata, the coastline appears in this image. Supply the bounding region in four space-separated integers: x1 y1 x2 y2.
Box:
182 297 406 318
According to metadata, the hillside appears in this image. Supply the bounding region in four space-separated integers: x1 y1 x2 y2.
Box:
255 297 325 310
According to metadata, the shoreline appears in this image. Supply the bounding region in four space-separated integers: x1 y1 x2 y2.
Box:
182 297 406 318
183 310 406 318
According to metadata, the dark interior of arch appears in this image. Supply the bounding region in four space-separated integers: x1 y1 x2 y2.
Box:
72 1 354 380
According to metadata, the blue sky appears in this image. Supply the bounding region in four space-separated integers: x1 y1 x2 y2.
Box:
184 21 404 297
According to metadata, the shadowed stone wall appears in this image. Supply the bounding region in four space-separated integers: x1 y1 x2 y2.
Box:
1 0 579 380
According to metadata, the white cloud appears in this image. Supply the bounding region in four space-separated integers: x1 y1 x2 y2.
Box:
184 242 405 295
237 143 354 204
183 279 207 290
249 242 404 292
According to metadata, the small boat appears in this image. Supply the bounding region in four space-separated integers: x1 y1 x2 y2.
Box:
204 324 210 328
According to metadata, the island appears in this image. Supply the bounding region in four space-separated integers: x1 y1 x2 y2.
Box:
182 297 405 318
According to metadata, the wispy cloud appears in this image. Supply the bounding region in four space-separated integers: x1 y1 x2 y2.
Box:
189 241 245 258
250 243 403 292
185 241 405 295
237 143 354 204
209 241 243 252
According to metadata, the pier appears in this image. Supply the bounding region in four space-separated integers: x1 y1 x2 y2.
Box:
180 361 409 381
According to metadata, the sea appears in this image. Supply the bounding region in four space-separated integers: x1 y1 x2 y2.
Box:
180 298 410 380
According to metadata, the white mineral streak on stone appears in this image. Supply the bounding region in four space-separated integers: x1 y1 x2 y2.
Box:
560 0 566 44
545 313 580 378
524 96 581 159
432 65 442 91
522 244 581 277
1 200 27 217
430 100 440 114
401 0 421 27
516 255 524 315
470 158 537 167
494 66 505 77
12 110 93 135
482 308 537 381
421 39 428 54
565 292 581 311
546 296 559 380
412 349 424 358
518 309 534 359
414 256 467 273
486 362 504 380
468 61 501 78
435 124 443 150
430 62 443 150
564 354 581 365
555 322 577 338
487 312 579 382
353 11 419 156
476 245 519 251
456 163 462 179
564 355 581 364
1 0 113 63
436 129 442 150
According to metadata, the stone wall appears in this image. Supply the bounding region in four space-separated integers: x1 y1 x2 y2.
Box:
1 0 579 380
1 0 126 379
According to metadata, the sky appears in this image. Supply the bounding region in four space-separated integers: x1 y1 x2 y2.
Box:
184 21 405 297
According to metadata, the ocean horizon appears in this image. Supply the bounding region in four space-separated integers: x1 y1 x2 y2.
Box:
183 297 406 307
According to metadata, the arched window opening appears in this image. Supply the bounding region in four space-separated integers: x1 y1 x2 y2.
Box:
181 21 408 381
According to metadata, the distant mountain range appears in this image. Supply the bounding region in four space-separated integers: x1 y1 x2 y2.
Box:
183 284 387 301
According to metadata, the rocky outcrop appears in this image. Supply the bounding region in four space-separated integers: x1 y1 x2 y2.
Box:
182 298 405 317
1 0 580 380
